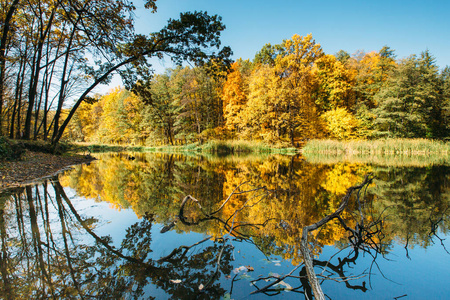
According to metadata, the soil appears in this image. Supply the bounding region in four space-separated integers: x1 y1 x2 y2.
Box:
0 150 96 190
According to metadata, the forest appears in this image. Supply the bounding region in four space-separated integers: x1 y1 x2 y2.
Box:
64 35 450 146
1 1 450 147
0 0 450 146
0 0 231 146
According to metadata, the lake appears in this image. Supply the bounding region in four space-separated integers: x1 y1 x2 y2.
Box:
0 152 449 299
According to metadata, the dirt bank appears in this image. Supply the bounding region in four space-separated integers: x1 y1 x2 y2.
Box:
0 150 95 190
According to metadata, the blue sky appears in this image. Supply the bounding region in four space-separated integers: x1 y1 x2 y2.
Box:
100 0 450 91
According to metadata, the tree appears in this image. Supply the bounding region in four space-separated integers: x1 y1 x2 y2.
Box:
320 107 360 140
0 0 20 135
253 43 281 66
273 33 324 144
222 61 248 135
143 72 180 145
350 47 395 109
315 54 356 111
373 51 448 138
0 0 231 147
52 10 231 146
239 64 280 142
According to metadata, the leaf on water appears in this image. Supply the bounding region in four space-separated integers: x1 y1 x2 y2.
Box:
233 265 248 274
170 279 182 284
198 284 204 291
274 263 281 266
275 280 293 291
246 265 254 272
239 274 252 280
223 293 232 300
225 275 231 279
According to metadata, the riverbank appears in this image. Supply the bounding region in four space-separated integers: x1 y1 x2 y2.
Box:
0 150 95 190
77 140 300 154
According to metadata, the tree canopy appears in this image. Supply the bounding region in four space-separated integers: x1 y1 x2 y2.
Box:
0 0 231 145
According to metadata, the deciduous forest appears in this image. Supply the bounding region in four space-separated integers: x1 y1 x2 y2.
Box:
1 1 449 147
59 36 450 146
0 0 230 146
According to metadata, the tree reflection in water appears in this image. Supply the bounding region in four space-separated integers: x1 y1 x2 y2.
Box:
1 153 450 299
0 180 235 299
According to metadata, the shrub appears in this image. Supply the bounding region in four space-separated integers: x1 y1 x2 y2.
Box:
0 137 25 160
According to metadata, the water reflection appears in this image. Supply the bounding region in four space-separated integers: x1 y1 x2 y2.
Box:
0 153 449 299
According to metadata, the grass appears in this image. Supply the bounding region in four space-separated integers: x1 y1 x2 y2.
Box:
197 140 298 154
301 138 450 166
302 139 450 155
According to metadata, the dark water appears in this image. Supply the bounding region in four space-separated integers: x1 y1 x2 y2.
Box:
0 152 449 299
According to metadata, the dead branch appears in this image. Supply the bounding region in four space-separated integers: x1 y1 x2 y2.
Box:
251 175 374 299
299 175 374 300
157 235 212 262
250 264 303 295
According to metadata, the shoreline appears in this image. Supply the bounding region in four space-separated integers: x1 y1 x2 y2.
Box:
0 150 96 191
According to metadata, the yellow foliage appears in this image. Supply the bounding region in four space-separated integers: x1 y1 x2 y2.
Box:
315 54 356 110
222 62 248 134
321 107 360 140
320 163 371 196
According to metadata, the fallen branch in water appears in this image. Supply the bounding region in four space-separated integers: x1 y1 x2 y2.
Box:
251 174 375 299
299 174 374 300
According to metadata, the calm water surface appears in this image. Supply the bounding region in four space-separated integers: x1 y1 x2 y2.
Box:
0 152 449 299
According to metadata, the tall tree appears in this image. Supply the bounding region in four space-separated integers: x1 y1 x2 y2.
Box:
52 10 231 145
0 0 20 135
222 61 248 135
315 54 356 111
373 51 448 138
274 33 324 144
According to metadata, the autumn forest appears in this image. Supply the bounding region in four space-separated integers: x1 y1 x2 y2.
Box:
2 1 450 299
1 0 450 147
65 36 450 147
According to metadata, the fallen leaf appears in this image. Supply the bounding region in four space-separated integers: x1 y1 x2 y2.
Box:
170 279 182 284
275 280 293 291
233 266 248 274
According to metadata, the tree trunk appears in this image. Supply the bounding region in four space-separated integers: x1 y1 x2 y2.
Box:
0 0 20 136
52 15 80 142
24 8 56 139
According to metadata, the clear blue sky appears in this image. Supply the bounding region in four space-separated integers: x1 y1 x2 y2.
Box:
100 0 450 91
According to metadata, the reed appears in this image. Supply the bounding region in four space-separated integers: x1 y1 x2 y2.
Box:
302 139 450 156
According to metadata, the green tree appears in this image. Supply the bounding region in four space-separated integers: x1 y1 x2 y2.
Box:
143 72 180 145
373 51 448 138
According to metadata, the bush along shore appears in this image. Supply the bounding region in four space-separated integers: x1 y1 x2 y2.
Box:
76 140 300 155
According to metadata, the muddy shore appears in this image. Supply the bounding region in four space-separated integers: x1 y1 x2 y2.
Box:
0 150 95 190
